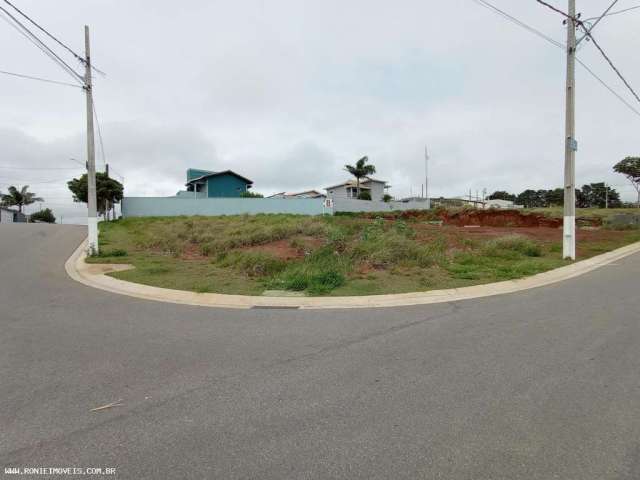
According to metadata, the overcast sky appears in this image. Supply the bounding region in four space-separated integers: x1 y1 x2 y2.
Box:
1 0 639 223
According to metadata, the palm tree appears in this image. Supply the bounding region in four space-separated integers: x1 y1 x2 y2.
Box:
344 156 376 197
1 185 43 213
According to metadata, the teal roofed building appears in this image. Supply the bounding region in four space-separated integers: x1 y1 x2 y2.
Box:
176 169 254 198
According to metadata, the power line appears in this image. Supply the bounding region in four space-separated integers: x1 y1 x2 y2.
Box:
0 165 82 170
581 31 640 105
576 58 640 116
535 0 570 18
535 0 640 106
0 69 83 88
472 0 564 48
578 0 620 42
583 5 640 21
92 101 107 169
472 0 640 118
1 0 105 77
0 6 83 84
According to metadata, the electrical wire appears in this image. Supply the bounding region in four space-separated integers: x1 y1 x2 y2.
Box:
0 165 81 170
576 58 640 116
535 0 570 18
1 0 105 76
535 0 640 106
0 7 83 84
0 69 83 88
583 5 640 21
580 31 640 105
472 0 640 118
92 101 107 170
472 0 564 48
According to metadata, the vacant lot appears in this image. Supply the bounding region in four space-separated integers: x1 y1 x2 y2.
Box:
89 210 640 296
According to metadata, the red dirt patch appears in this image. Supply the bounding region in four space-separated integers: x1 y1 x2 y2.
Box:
243 236 325 261
442 210 562 228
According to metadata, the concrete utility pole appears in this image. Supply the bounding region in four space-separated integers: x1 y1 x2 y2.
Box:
424 146 431 209
563 0 577 260
84 25 99 254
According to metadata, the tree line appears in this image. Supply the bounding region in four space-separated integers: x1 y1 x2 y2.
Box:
489 157 640 208
488 182 622 208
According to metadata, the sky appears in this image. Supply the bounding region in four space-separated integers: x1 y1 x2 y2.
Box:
1 0 639 224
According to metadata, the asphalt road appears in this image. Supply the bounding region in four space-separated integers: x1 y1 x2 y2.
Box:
1 224 639 479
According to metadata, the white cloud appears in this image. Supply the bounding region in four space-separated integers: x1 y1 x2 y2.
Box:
1 0 639 224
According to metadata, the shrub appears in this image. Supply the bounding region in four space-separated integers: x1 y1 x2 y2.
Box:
91 248 128 258
483 235 542 258
240 191 264 198
307 270 345 295
217 251 286 277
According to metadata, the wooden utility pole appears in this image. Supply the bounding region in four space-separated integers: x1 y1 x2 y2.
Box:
84 25 98 253
563 0 577 260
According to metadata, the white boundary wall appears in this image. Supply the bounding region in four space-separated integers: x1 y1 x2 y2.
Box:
122 197 328 217
332 198 431 213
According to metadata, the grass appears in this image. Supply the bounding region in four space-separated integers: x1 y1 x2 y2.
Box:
531 207 640 220
88 212 640 296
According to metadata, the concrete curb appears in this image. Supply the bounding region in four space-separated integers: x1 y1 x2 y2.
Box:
65 239 640 310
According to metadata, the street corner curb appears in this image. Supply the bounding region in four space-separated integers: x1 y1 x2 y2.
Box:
65 238 640 310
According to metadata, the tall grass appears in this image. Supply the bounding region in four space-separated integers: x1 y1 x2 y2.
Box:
98 216 577 296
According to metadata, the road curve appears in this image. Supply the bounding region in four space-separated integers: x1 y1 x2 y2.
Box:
1 224 639 479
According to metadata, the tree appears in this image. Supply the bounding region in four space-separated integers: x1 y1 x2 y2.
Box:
613 157 640 206
487 191 516 202
30 208 56 223
344 156 376 197
516 189 544 208
357 190 372 201
578 182 621 208
240 191 264 198
382 193 393 203
544 188 564 207
67 172 124 220
1 185 43 213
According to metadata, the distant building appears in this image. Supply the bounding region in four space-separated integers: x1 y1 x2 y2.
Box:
175 169 254 198
325 177 389 202
268 190 326 199
483 199 524 210
0 207 27 223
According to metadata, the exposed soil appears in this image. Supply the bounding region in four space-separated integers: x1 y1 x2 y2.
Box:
242 236 325 261
177 210 616 262
441 210 563 228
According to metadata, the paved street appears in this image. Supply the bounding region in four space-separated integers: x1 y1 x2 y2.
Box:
1 223 639 479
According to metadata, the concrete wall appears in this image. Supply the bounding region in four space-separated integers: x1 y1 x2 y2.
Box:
122 197 328 217
0 208 14 223
332 198 431 213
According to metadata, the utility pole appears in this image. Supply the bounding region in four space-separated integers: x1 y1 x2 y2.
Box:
84 25 98 254
605 183 609 209
424 146 431 209
563 0 577 260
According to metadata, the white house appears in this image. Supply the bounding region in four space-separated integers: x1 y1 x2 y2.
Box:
324 177 389 201
0 207 27 223
268 190 326 199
